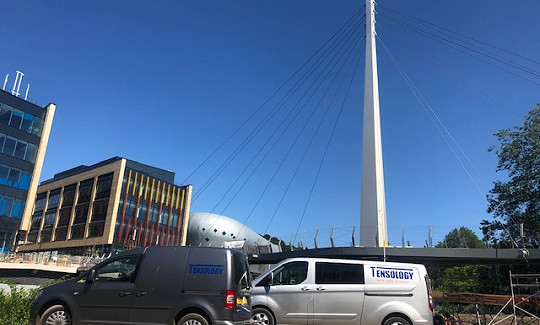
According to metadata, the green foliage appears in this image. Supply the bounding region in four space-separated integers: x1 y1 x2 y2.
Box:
483 105 540 247
0 276 69 325
441 265 482 292
429 227 540 294
0 280 40 325
435 226 486 248
430 227 491 293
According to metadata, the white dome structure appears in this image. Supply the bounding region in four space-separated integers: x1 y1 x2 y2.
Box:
187 212 278 252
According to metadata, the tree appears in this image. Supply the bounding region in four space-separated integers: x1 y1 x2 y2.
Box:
435 226 486 248
482 105 540 248
429 227 488 293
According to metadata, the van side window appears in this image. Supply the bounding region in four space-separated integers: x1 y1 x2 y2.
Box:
315 262 364 284
272 261 308 285
95 256 141 283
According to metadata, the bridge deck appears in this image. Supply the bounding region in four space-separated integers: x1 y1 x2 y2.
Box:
248 247 539 265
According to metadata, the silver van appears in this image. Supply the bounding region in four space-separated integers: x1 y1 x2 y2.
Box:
30 246 252 325
251 257 433 325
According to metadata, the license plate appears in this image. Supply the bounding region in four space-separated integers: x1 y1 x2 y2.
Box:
236 296 248 305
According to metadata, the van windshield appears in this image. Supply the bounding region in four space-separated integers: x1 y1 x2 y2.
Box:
233 253 251 290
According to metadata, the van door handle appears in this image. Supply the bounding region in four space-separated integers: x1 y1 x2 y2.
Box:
135 291 147 297
301 286 310 291
119 291 131 297
316 286 326 291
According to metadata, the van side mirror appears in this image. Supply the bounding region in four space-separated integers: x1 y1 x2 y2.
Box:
86 269 96 284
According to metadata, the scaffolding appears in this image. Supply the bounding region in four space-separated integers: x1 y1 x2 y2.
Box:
489 272 540 325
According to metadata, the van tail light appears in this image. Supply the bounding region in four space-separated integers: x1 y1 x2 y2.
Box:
225 290 235 309
425 274 433 312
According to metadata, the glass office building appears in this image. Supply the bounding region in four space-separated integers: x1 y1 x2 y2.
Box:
17 157 192 255
0 89 55 252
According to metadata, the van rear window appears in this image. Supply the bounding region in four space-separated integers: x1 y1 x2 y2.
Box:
315 262 364 284
233 253 250 289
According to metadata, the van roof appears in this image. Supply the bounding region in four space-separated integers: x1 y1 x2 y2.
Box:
117 245 244 257
278 257 425 269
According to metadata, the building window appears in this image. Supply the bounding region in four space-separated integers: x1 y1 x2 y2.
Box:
171 210 179 228
0 104 44 136
8 109 23 129
0 231 13 253
0 104 12 124
160 209 169 225
150 203 159 222
34 193 47 213
2 136 16 156
25 143 37 163
40 210 56 243
21 113 34 133
91 199 108 221
27 214 42 244
7 169 21 184
0 196 14 217
0 196 24 219
77 179 94 203
0 132 38 163
123 197 136 219
31 118 43 136
95 173 113 200
71 203 89 239
11 200 24 219
70 224 85 240
138 201 148 221
0 196 23 219
19 172 31 189
0 164 31 190
61 184 76 207
14 141 27 160
88 199 108 238
48 189 61 209
0 165 8 181
55 206 71 241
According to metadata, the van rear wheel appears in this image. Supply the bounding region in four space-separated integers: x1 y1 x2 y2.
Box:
252 308 274 325
383 316 411 325
178 313 209 325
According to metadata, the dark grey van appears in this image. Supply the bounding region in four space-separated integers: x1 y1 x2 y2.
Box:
30 246 252 325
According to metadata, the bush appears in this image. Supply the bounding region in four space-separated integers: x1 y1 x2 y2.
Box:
0 280 40 325
0 277 69 325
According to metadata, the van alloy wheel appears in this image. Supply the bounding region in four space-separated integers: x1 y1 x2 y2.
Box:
252 312 269 325
41 305 71 325
45 310 71 325
252 308 274 325
383 316 411 325
178 313 209 325
182 321 203 325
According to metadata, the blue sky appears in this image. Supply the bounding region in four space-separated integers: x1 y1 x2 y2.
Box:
1 1 539 248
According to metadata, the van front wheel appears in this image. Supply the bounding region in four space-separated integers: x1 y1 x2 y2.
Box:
178 313 209 325
383 316 411 325
252 308 274 325
39 304 71 325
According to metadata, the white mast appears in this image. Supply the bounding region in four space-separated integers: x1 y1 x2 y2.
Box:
360 0 388 247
